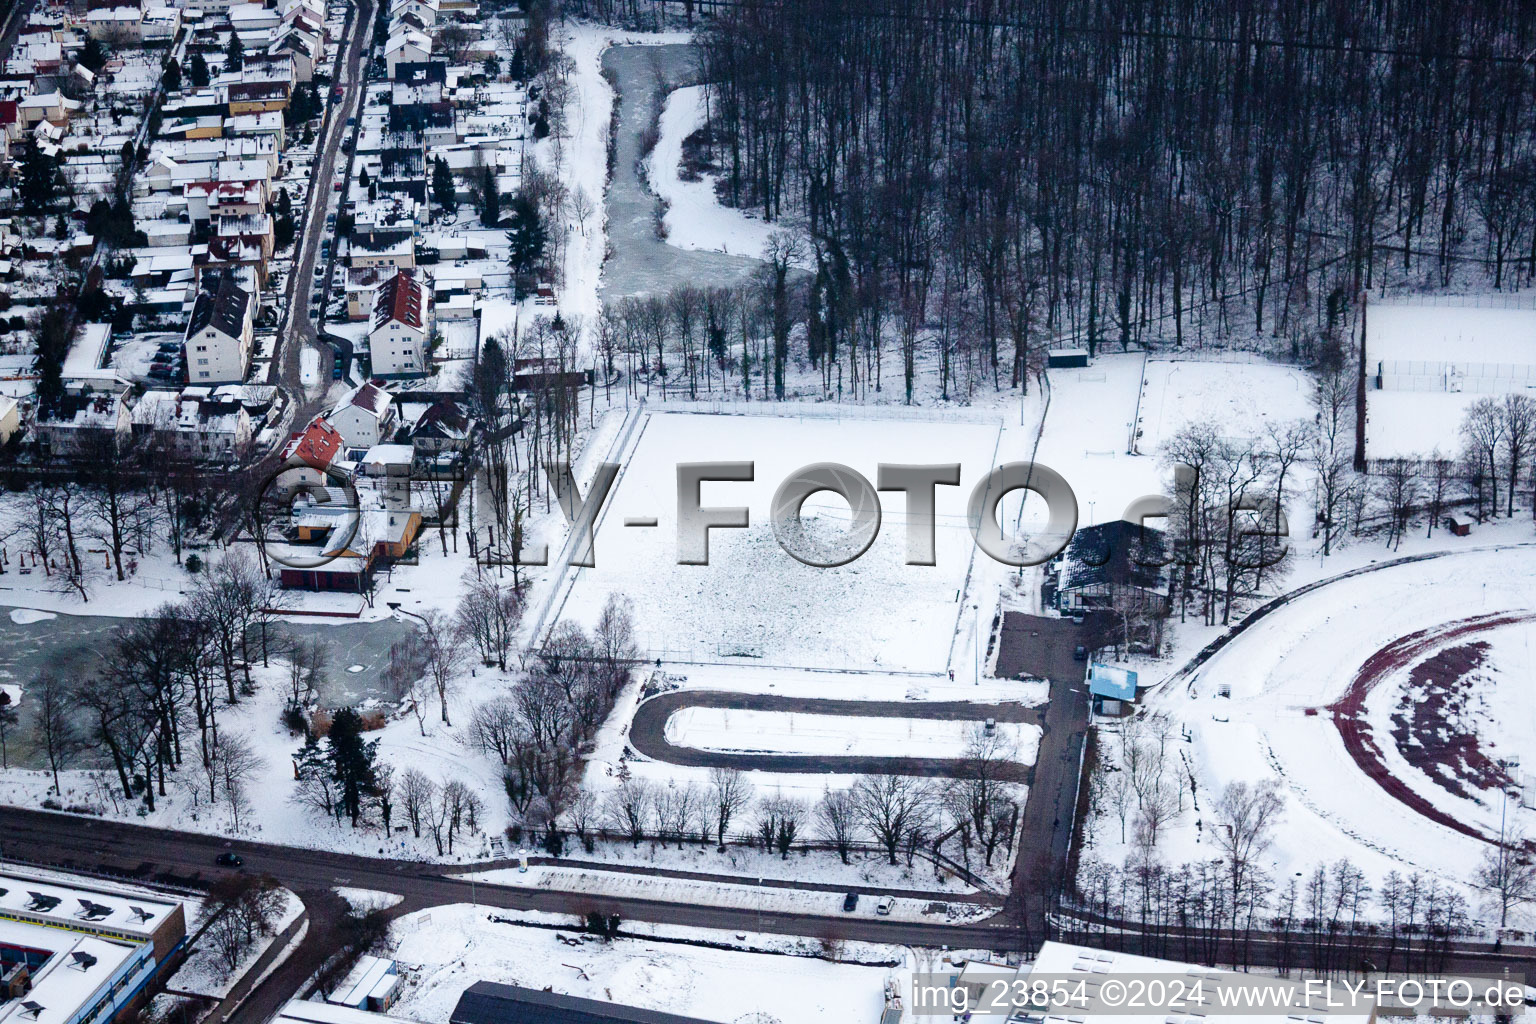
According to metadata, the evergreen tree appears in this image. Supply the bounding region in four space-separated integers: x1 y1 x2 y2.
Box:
225 33 244 71
161 57 181 92
507 192 545 275
480 166 501 226
189 52 210 87
33 300 73 419
79 38 107 73
19 140 57 214
431 157 457 213
327 707 377 827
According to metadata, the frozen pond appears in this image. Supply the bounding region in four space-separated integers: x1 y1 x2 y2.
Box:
0 606 417 765
599 43 765 298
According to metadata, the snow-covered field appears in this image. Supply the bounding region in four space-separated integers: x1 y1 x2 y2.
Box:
385 904 908 1024
552 408 1003 673
665 706 1039 761
1136 358 1313 451
1083 543 1536 924
1364 299 1536 458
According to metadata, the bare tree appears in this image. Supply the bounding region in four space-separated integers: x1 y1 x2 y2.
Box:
1502 394 1536 518
36 670 82 793
419 610 466 725
1475 825 1536 929
1312 364 1356 555
1461 397 1505 521
1375 458 1420 550
400 767 436 838
1211 779 1285 906
708 767 753 849
852 774 933 865
214 730 264 831
816 787 860 864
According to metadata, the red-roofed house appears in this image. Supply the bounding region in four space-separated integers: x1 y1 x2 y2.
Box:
281 414 345 471
369 269 431 377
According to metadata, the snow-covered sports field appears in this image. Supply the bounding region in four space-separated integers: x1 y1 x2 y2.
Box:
1365 299 1536 458
1102 544 1536 910
554 408 1005 673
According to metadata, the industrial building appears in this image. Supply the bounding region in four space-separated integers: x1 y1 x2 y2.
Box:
0 867 189 1024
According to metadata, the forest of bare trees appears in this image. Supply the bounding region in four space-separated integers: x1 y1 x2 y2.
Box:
569 0 1536 405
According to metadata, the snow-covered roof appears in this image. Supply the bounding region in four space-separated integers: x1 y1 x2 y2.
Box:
0 922 138 1024
0 867 182 938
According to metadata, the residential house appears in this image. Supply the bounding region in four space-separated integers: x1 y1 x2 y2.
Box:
276 506 421 593
1046 518 1171 617
17 91 67 126
389 0 438 29
383 29 430 78
34 391 131 455
369 270 431 377
328 380 398 448
358 443 414 510
130 388 252 460
0 395 19 445
407 398 473 455
183 271 255 383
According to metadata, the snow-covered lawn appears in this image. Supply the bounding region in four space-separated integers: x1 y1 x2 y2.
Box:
386 903 908 1024
0 658 515 859
521 837 992 894
665 706 1038 761
1135 358 1313 451
166 888 304 1000
551 408 1003 673
649 85 786 260
335 887 406 913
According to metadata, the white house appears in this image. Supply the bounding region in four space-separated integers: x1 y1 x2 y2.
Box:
383 29 430 78
183 272 254 383
328 381 398 449
389 0 438 27
35 392 131 456
0 394 19 445
131 389 252 460
369 270 431 377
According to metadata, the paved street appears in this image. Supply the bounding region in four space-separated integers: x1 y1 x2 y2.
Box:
270 0 377 430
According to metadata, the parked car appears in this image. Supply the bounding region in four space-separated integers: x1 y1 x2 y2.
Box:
842 893 858 912
215 852 243 867
875 897 894 916
1073 644 1089 661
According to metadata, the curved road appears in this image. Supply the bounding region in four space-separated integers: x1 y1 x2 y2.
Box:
629 690 1040 782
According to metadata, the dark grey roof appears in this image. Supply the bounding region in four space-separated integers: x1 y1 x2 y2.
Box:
187 272 250 341
1058 519 1170 593
393 60 447 85
450 981 721 1024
